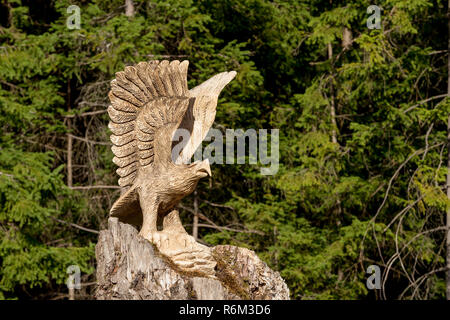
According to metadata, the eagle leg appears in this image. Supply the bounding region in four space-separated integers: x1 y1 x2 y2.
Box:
162 209 188 234
141 207 217 277
138 192 158 240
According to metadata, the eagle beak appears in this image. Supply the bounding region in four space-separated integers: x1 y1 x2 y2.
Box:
196 159 211 177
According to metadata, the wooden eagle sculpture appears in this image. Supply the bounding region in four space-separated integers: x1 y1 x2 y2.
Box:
107 60 236 275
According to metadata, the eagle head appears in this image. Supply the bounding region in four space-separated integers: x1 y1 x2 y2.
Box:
176 159 211 195
188 159 211 178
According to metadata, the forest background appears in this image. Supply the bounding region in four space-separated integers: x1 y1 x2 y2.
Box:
0 0 449 300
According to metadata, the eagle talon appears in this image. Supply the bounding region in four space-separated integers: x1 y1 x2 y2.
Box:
143 231 216 276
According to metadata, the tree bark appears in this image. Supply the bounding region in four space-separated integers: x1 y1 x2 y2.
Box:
95 218 290 300
125 0 134 17
67 81 73 189
327 43 337 144
193 191 199 240
66 80 74 301
342 27 352 50
67 134 73 186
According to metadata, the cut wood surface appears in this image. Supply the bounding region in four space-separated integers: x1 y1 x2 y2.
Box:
95 218 289 300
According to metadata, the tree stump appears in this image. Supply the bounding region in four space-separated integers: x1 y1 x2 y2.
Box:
95 218 290 300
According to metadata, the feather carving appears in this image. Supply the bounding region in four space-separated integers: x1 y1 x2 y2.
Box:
108 60 190 187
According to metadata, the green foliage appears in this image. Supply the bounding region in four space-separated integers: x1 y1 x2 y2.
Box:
0 147 94 298
0 0 448 299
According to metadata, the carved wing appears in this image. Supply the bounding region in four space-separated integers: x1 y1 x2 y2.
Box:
175 71 237 164
108 60 190 188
